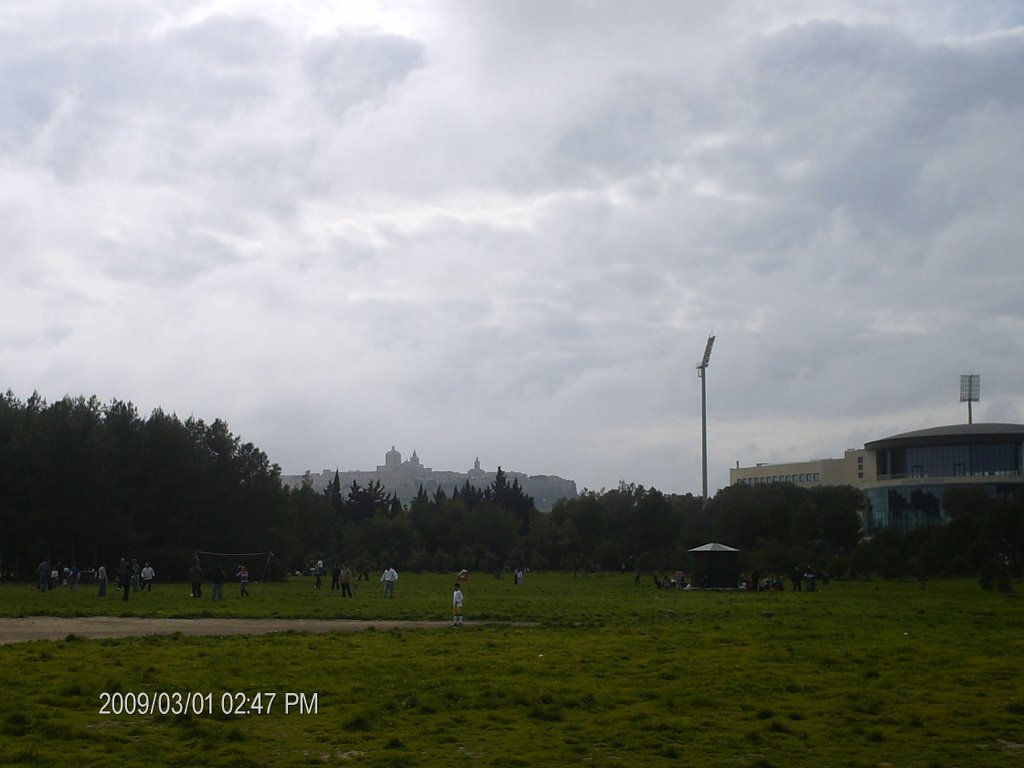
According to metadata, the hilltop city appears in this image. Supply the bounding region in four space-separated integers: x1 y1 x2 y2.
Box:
280 447 579 512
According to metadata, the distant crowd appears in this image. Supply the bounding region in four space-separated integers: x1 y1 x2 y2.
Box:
33 556 828 597
35 557 158 600
640 565 829 591
31 555 415 602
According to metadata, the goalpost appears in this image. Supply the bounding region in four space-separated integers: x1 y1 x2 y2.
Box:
193 551 288 582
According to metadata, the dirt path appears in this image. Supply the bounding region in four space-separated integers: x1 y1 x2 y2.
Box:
0 616 464 645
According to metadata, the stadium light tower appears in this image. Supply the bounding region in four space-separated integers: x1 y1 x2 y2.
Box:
697 335 715 504
960 373 980 424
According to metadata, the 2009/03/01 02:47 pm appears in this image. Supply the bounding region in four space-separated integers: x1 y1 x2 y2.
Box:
98 690 319 716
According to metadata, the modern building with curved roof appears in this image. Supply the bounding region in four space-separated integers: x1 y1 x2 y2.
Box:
730 423 1024 533
862 423 1024 532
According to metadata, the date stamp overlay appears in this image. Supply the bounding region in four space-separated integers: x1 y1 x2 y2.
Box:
99 691 319 716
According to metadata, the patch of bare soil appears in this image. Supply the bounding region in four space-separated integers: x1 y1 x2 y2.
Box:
0 616 458 645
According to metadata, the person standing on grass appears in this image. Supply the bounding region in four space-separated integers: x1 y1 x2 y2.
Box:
211 565 226 600
141 562 155 591
188 561 203 598
340 563 353 598
452 583 464 627
118 558 131 602
314 558 324 590
804 567 817 592
380 565 398 598
37 558 50 593
331 562 341 591
237 564 250 597
97 563 108 597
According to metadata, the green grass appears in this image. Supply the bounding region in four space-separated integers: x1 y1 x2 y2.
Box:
1 574 1022 766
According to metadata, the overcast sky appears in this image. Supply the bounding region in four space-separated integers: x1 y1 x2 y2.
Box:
3 1 1023 496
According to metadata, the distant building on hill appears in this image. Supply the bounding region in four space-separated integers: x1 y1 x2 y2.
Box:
281 447 578 512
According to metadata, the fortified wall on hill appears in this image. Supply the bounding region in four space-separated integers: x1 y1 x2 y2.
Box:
281 447 578 512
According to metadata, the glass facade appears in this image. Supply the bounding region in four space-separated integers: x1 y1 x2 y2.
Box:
864 485 946 532
863 435 1024 533
735 427 1024 534
875 441 1022 480
864 482 1024 533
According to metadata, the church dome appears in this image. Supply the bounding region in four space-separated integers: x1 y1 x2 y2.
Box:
385 446 402 467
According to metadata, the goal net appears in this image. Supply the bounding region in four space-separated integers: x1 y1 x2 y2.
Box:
193 551 289 582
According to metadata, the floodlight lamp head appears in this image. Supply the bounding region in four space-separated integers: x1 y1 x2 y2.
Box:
698 335 715 370
959 373 980 403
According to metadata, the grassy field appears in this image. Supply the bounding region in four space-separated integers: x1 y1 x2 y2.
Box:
1 573 1022 767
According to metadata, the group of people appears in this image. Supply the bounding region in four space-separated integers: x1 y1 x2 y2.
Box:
309 559 355 597
649 569 690 590
309 563 465 627
305 563 466 626
35 556 469 624
790 566 827 592
187 562 249 599
111 558 155 600
36 557 155 600
36 556 251 600
638 566 829 592
35 554 472 628
36 559 82 592
312 562 398 599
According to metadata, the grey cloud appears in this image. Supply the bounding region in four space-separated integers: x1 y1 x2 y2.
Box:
2 3 1023 495
104 16 285 117
552 73 700 179
0 13 287 182
0 56 68 149
737 23 1024 218
304 32 424 118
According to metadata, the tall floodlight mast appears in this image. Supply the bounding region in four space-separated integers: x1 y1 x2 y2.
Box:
960 374 980 424
697 335 716 504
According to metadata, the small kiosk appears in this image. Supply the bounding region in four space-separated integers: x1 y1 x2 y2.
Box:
689 542 740 589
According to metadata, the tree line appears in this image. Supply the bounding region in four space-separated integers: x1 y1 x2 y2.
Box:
0 391 1019 584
